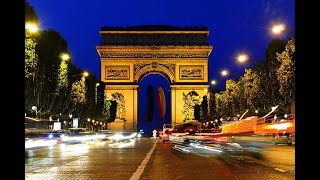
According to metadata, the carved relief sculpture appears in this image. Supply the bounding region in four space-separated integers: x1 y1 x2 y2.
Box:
179 65 204 79
105 65 130 80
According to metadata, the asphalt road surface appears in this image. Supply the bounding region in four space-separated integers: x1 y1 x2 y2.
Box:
25 137 294 180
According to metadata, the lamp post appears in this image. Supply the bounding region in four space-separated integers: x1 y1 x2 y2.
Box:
32 106 37 119
71 71 89 78
271 24 295 35
68 114 72 129
236 53 264 65
25 22 39 34
61 53 70 61
95 83 100 104
220 69 244 80
31 106 39 128
87 118 91 131
211 80 217 86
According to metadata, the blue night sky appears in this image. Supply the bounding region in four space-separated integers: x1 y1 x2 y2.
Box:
29 0 295 90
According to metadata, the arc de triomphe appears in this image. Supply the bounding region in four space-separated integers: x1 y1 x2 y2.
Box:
96 25 213 131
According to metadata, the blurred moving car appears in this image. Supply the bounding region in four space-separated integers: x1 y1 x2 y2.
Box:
274 132 293 145
159 124 174 143
43 132 66 143
107 131 137 142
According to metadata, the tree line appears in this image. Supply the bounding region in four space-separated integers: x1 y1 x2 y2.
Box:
207 37 295 122
25 0 106 123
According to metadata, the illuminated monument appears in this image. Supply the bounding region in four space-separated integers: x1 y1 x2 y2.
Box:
96 25 213 131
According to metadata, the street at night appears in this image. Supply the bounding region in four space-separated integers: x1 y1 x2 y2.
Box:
24 1 296 179
25 137 294 179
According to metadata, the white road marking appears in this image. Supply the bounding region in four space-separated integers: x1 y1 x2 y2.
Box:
129 139 158 180
274 168 286 172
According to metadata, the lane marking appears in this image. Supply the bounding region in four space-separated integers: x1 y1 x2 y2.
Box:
129 139 158 180
274 168 286 172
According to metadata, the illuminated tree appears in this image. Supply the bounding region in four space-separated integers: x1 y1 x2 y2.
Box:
242 69 263 111
104 100 111 121
71 76 87 104
57 60 69 91
276 37 295 110
25 35 38 79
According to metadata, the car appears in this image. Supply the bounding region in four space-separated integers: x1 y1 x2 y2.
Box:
163 124 174 132
274 132 293 145
159 129 172 143
42 132 66 143
159 124 174 143
107 131 137 142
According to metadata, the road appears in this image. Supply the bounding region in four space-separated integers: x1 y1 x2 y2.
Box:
25 137 294 180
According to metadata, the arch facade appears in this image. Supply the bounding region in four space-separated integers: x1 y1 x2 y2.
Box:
96 25 213 131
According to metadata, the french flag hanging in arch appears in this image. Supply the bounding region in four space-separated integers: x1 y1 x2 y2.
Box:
157 86 166 121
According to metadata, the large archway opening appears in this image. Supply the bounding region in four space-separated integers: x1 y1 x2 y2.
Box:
138 74 171 136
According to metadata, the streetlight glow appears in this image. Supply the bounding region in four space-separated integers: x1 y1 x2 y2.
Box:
237 53 249 63
32 106 37 111
272 24 285 34
83 71 89 77
221 69 229 76
25 22 39 33
61 53 70 61
211 80 216 85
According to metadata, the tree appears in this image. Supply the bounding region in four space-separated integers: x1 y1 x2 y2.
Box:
276 37 295 113
25 0 38 25
104 100 112 121
71 76 87 105
242 69 263 112
36 29 70 117
57 60 69 92
264 39 287 106
207 89 222 121
25 0 39 112
25 36 38 79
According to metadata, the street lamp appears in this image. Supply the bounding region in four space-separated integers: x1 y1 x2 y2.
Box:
25 22 39 34
95 83 100 104
220 69 229 77
72 71 89 78
87 118 91 131
211 80 217 85
83 71 89 77
272 24 294 34
32 106 37 118
220 69 243 79
236 53 264 64
68 114 72 129
61 53 70 61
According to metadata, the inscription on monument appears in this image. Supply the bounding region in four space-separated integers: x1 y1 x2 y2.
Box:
179 65 204 79
105 65 130 80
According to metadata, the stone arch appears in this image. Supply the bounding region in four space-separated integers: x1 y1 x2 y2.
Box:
134 63 175 84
